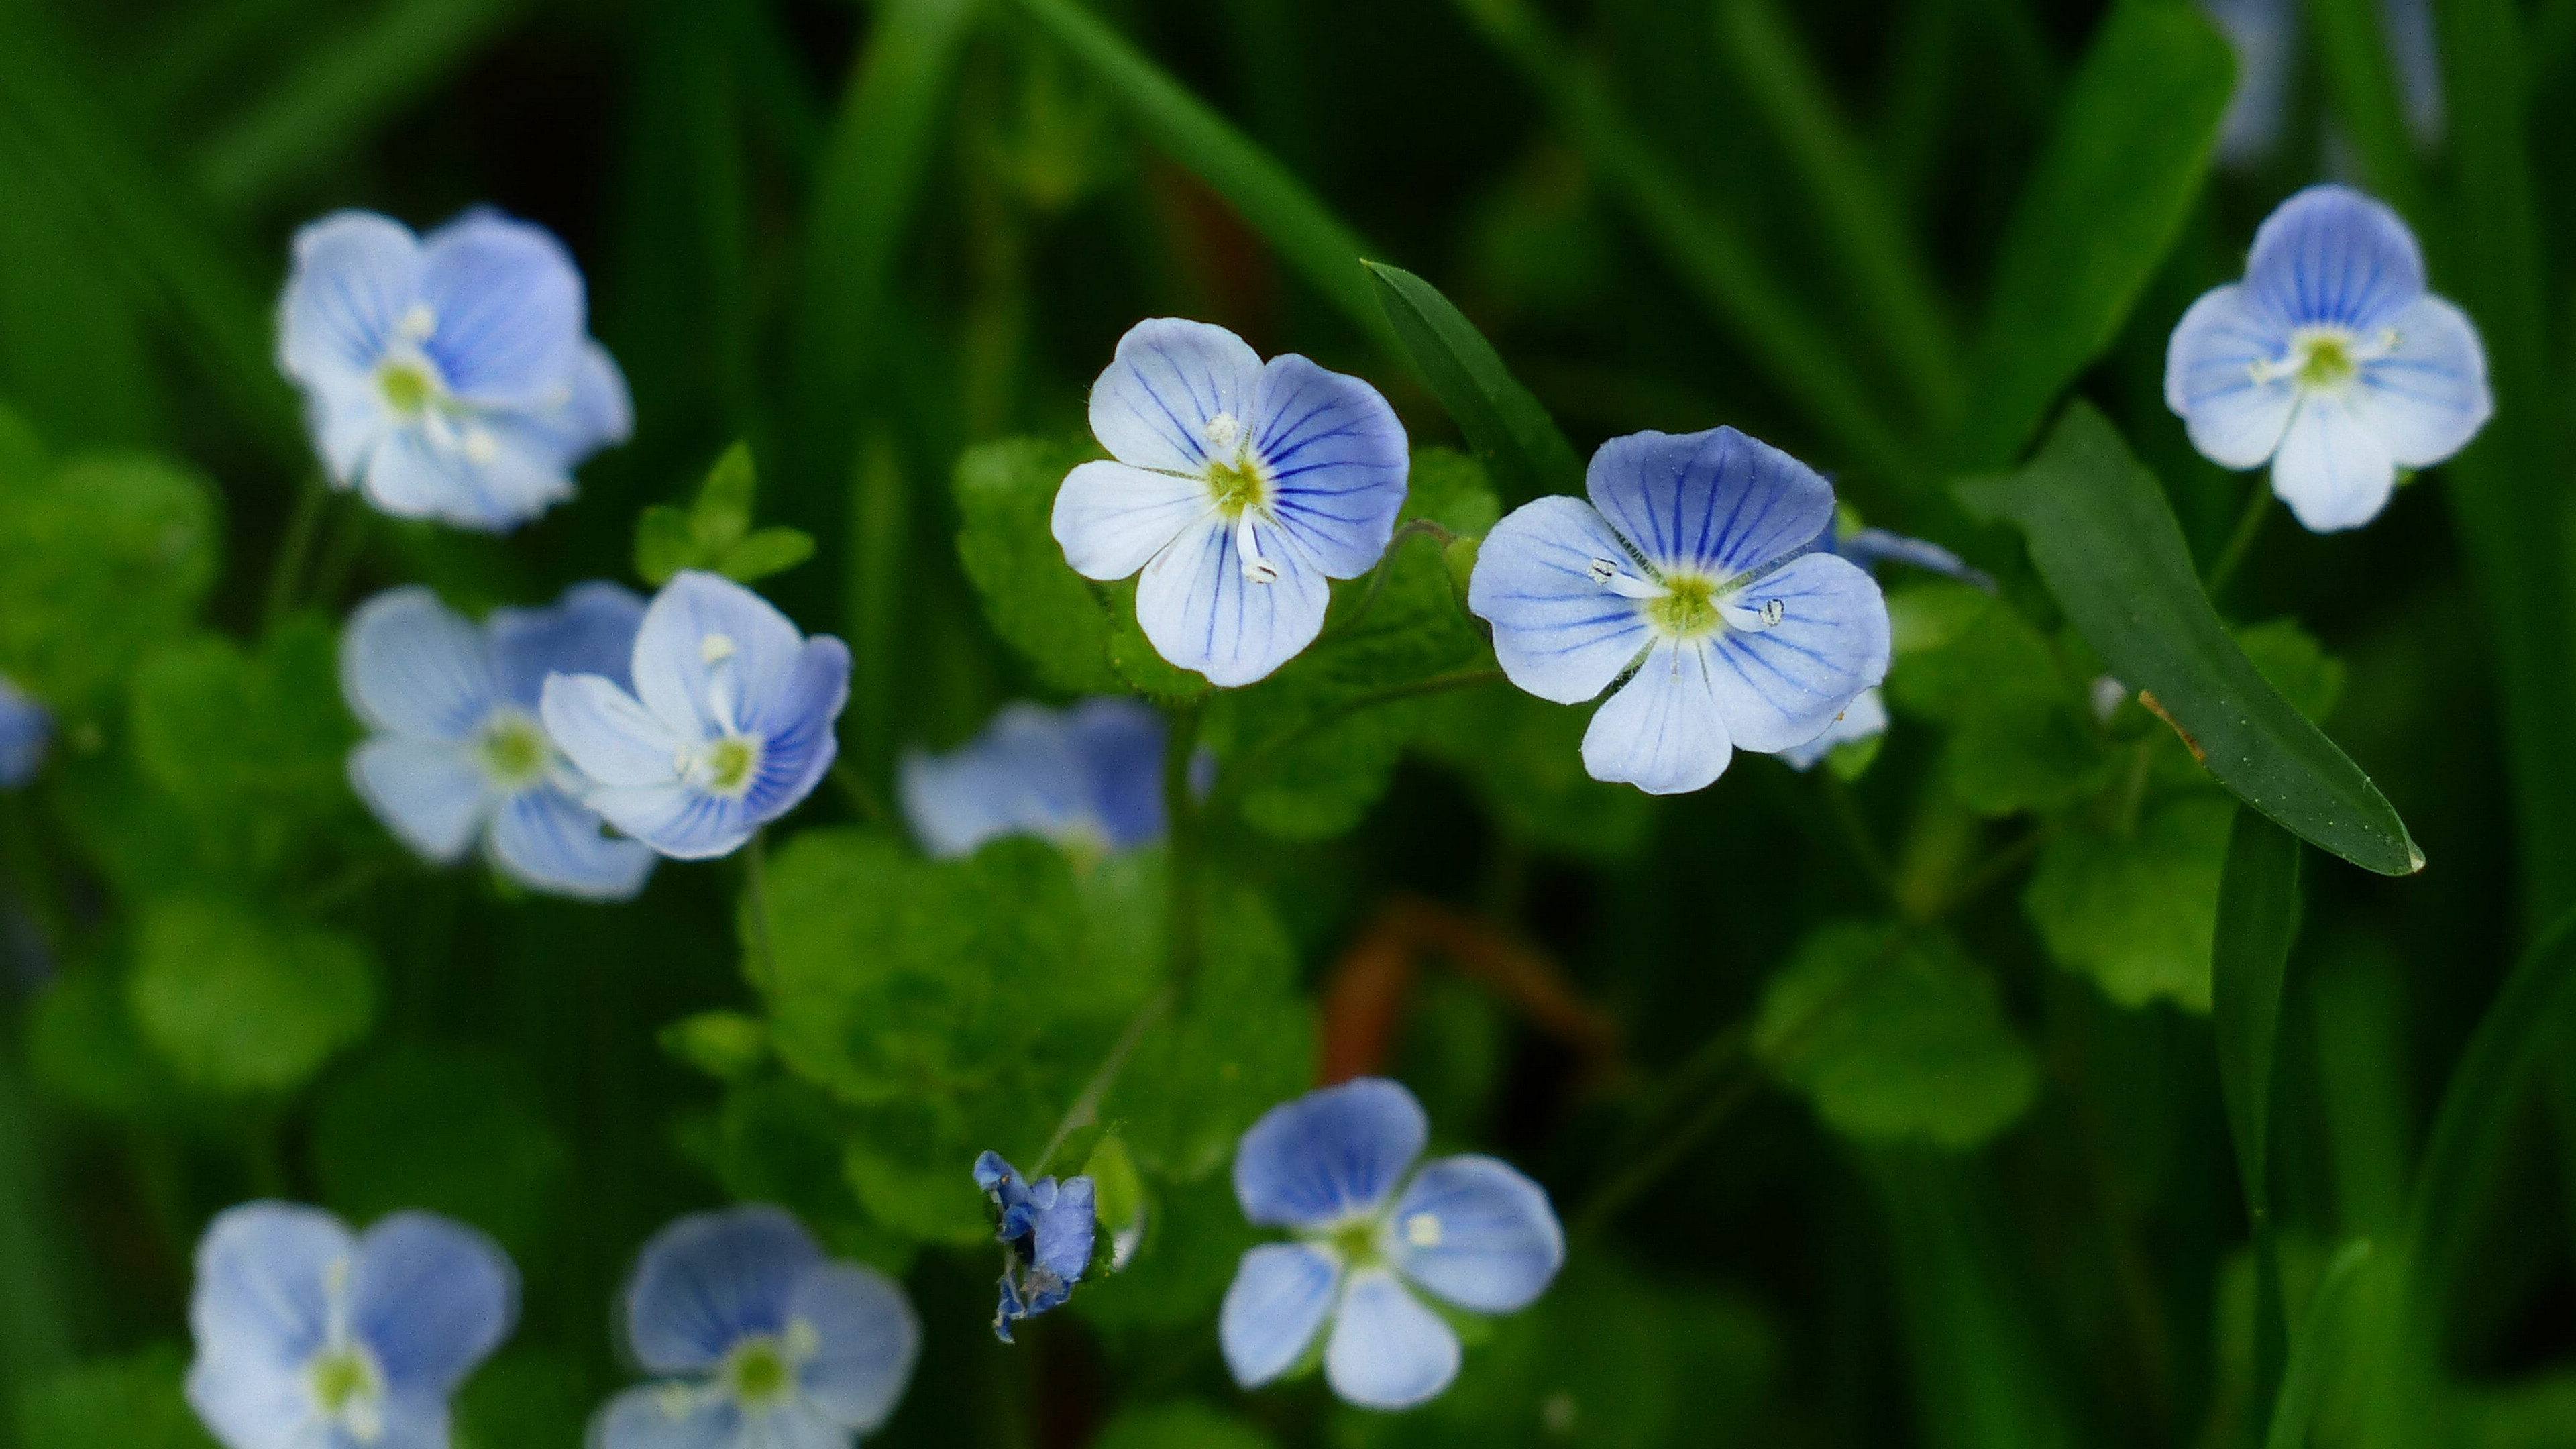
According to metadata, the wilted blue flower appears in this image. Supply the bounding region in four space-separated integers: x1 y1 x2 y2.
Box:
1775 687 1888 773
278 209 631 532
541 572 850 861
1051 318 1410 687
1220 1078 1563 1411
1468 426 1891 796
2166 185 2489 532
186 1202 516 1449
900 698 1175 859
345 583 657 900
593 1205 918 1449
973 1152 1097 1342
0 674 49 788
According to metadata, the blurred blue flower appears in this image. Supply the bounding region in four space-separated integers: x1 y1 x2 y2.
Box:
186 1201 516 1449
593 1205 918 1449
1468 426 1890 796
899 698 1177 859
2198 0 2440 168
1821 523 1991 592
1219 1078 1562 1411
1774 687 1888 773
0 674 50 788
344 582 657 900
541 572 850 861
1051 318 1410 687
2166 185 2489 532
973 1152 1097 1342
278 208 631 532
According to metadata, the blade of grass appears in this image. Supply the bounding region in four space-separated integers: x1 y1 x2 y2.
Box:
2212 809 2302 1442
1364 261 1583 502
1014 0 1396 354
2263 1240 2377 1449
1447 0 1919 486
1713 0 1960 431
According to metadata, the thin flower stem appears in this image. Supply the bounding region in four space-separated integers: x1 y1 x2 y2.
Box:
2204 484 2272 596
1204 668 1504 818
742 828 781 994
1030 983 1175 1178
263 473 330 630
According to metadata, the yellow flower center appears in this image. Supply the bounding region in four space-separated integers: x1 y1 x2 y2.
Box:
477 711 551 790
703 736 761 796
378 362 435 414
1647 575 1722 638
1208 457 1266 517
309 1346 374 1416
2295 334 2357 388
726 1337 792 1406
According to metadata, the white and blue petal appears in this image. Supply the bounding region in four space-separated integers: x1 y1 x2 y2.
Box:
357 425 574 533
1585 427 1834 582
490 582 647 708
189 1202 352 1375
1386 1155 1564 1316
1581 637 1735 796
541 674 685 790
2271 390 2396 532
1233 1077 1428 1229
1218 1242 1342 1389
1033 1177 1097 1285
582 784 749 863
590 1386 739 1449
899 707 1088 859
1322 1269 1460 1411
1134 514 1331 688
342 586 499 741
1774 686 1888 771
350 1212 517 1401
1703 553 1890 754
733 639 851 826
2202 0 2297 166
1087 319 1266 476
415 209 586 408
351 737 491 863
486 787 656 902
278 212 423 388
1468 496 1656 705
2164 283 2298 468
1053 460 1214 582
186 1353 314 1449
631 572 811 745
1831 528 1990 588
622 1205 822 1375
2356 294 2491 467
0 675 50 788
2244 185 2426 333
494 339 633 468
1248 354 1409 578
788 1261 920 1432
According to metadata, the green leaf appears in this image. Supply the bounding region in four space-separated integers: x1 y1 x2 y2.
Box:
25 966 184 1122
1753 922 2039 1150
313 1046 566 1257
2024 791 2234 1012
633 506 696 586
1955 405 2420 875
695 440 759 546
1112 883 1313 1179
1885 581 2111 814
2232 618 2345 725
1016 0 1396 351
2210 808 2302 1442
2263 1241 2378 1449
1362 262 1582 503
717 527 816 584
953 437 1123 694
1073 1169 1259 1334
1094 1403 1274 1449
126 894 376 1096
637 443 811 585
1953 0 2233 466
16 1345 216 1449
0 451 221 708
661 1011 773 1081
1104 580 1212 701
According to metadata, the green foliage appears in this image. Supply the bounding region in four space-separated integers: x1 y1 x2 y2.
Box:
1416 686 1652 860
635 443 815 586
1364 262 1582 503
1094 1402 1275 1449
0 443 219 709
953 435 1123 693
26 966 186 1122
1072 1170 1258 1334
661 1010 772 1081
127 894 376 1096
1886 581 2112 814
16 1345 215 1449
2023 790 2234 1012
314 1046 567 1257
1754 922 2039 1149
1957 405 2420 875
453 1350 592 1449
1111 883 1313 1179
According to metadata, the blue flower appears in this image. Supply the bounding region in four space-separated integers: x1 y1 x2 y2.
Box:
343 582 657 900
541 572 851 861
186 1202 516 1449
0 674 50 788
1820 522 1991 592
1773 686 1888 773
1468 426 1891 796
2166 185 2490 533
900 698 1175 859
592 1205 918 1449
1219 1078 1563 1411
973 1152 1097 1342
277 208 631 532
1051 319 1411 687
2198 0 2440 167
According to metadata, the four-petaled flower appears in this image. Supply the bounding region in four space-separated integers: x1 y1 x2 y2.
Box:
1469 426 1891 795
186 1202 516 1449
1219 1078 1563 1411
344 583 658 900
541 572 851 861
1052 319 1411 687
2165 184 2490 532
900 698 1181 860
0 674 48 788
278 208 631 531
973 1152 1097 1342
593 1205 919 1449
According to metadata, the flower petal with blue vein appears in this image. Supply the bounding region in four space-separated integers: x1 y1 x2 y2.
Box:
621 1205 822 1374
899 698 1170 859
1585 427 1834 581
1323 1268 1460 1411
786 1264 920 1432
1466 495 1657 706
1384 1155 1566 1315
1233 1077 1428 1229
1218 1242 1341 1388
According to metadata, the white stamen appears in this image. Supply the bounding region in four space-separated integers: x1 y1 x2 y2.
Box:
1403 1212 1442 1248
398 304 437 340
1591 559 1668 600
1237 513 1278 584
1204 411 1242 453
700 633 737 665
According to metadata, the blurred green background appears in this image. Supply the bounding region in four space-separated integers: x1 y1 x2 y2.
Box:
3 0 2575 1445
